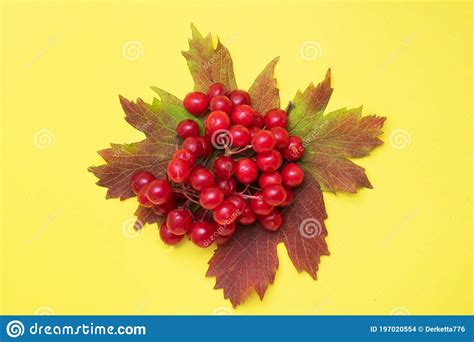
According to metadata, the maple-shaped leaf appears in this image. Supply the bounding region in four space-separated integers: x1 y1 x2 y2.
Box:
182 24 237 93
248 57 280 114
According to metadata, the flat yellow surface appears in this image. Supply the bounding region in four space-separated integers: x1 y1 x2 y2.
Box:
1 0 472 315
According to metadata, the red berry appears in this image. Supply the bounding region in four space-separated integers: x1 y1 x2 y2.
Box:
216 234 232 246
250 192 274 215
258 172 282 188
152 197 177 216
199 137 213 158
205 110 231 134
226 194 246 214
235 158 259 184
190 221 218 248
256 150 283 172
252 112 264 128
231 105 254 127
207 82 226 100
251 130 276 153
210 95 233 114
182 136 203 156
159 221 184 245
215 221 236 237
145 179 173 204
258 209 283 231
239 204 257 225
264 108 288 128
177 119 200 139
166 208 193 235
283 136 305 161
189 167 215 191
217 177 236 196
213 201 239 225
279 187 294 207
183 92 209 117
173 149 197 165
229 124 251 147
213 155 236 179
167 158 191 183
131 171 156 195
229 90 250 106
249 126 262 138
200 186 225 209
262 184 287 206
281 163 305 187
270 127 290 149
137 185 154 208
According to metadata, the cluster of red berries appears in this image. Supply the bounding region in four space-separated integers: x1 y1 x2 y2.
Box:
130 83 305 248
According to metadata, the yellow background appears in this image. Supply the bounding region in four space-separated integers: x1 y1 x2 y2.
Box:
1 0 472 315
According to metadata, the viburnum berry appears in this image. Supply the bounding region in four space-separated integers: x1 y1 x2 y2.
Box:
235 158 259 184
213 200 239 225
231 105 254 127
258 172 282 188
250 192 273 215
137 185 154 208
229 90 250 106
159 221 184 245
264 108 288 128
167 158 191 183
226 194 246 215
249 126 261 138
210 95 233 115
166 208 193 235
200 186 224 209
177 119 200 140
215 221 236 237
281 163 305 187
238 204 257 225
258 209 283 231
262 184 287 206
206 110 231 134
183 91 209 117
251 130 276 153
173 149 197 165
182 136 203 156
207 83 226 100
152 197 177 216
229 124 251 147
198 137 213 158
270 127 290 149
283 136 305 161
279 187 294 207
217 177 236 196
256 150 282 172
213 155 236 179
131 171 156 195
145 179 173 204
189 167 215 191
190 221 217 248
252 112 264 128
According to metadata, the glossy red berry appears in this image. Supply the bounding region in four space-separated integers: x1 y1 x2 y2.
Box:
251 130 276 153
213 155 236 179
152 197 177 216
264 108 288 128
182 136 203 156
213 201 239 225
256 150 283 172
189 167 215 191
226 194 246 215
210 95 233 114
249 126 261 138
279 187 294 207
262 184 287 206
235 158 259 184
166 208 193 235
200 186 225 209
239 204 257 225
183 92 209 117
190 221 218 248
283 136 305 161
281 163 305 187
215 221 236 237
173 149 197 165
250 192 274 216
217 177 237 196
198 137 213 158
131 171 156 195
258 172 282 188
137 185 154 208
229 124 251 147
177 119 200 140
259 209 283 231
252 112 264 128
205 110 231 134
229 90 250 106
167 158 191 183
207 83 226 100
159 221 184 245
270 127 290 149
145 179 173 204
231 105 254 127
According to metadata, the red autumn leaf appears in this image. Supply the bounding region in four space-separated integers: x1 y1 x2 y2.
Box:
248 57 280 114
